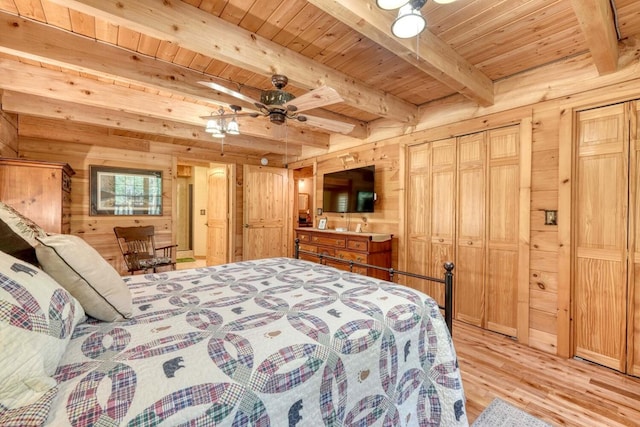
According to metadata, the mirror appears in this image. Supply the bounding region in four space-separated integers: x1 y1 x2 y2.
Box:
298 193 309 212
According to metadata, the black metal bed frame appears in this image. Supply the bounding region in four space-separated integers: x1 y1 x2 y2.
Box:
293 239 455 332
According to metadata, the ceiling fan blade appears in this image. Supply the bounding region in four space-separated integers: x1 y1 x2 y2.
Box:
301 114 355 134
199 112 260 120
283 86 343 113
198 81 260 106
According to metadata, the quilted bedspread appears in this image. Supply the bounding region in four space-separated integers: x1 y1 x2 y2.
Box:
47 258 468 426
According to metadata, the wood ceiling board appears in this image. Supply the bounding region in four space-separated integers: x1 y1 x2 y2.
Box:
41 1 71 29
254 0 307 41
618 1 640 38
457 2 582 70
238 0 281 34
44 0 413 122
309 0 494 106
476 27 585 80
219 0 255 26
116 25 141 52
0 1 18 13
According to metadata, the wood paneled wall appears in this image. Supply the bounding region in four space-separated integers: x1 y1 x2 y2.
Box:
15 122 264 274
0 109 18 157
292 72 640 358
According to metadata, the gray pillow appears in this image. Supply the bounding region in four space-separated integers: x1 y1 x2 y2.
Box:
0 202 47 266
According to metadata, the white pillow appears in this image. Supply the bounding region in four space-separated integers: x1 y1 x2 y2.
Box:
35 234 133 322
0 252 84 413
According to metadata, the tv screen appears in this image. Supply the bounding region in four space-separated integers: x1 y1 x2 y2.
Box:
322 166 375 213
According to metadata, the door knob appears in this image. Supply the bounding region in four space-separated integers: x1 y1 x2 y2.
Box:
243 224 249 228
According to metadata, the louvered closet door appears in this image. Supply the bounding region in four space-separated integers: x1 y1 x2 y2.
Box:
406 139 456 303
629 101 640 376
574 104 628 372
456 133 486 327
486 127 520 336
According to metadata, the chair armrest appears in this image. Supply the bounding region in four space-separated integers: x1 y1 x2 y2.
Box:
155 244 178 258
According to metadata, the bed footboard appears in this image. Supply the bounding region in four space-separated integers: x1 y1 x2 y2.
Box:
294 238 454 333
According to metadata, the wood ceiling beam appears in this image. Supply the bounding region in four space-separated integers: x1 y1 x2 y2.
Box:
0 91 303 157
570 0 619 74
47 0 418 123
0 57 329 148
307 0 494 107
0 11 365 139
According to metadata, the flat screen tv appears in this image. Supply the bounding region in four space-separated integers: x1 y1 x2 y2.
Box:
322 166 375 213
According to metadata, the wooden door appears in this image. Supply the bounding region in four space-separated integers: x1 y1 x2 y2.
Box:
243 165 289 260
486 126 520 336
629 101 640 376
456 133 486 327
404 138 456 303
429 139 456 305
574 104 628 371
206 165 229 266
406 143 432 295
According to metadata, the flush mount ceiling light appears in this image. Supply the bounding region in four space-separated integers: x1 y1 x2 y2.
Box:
377 0 458 39
391 2 426 38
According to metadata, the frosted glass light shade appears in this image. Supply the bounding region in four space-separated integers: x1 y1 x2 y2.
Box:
227 119 240 135
391 5 426 38
376 0 409 10
205 119 218 133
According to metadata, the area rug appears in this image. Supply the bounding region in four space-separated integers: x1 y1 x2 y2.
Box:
472 398 552 427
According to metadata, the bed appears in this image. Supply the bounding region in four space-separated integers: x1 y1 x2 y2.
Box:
1 203 468 426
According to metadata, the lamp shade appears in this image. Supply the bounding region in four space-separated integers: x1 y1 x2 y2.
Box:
227 118 240 135
376 0 409 10
391 4 426 38
205 119 218 133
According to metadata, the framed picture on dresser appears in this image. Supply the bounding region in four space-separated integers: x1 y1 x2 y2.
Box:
317 218 327 230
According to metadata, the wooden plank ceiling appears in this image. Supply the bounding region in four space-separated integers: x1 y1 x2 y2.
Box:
0 0 638 160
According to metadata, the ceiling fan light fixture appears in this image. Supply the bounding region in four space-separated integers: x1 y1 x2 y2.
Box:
211 129 225 138
205 118 219 134
376 0 409 10
391 4 426 38
227 118 240 135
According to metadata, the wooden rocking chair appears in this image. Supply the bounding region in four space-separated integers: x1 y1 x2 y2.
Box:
114 225 177 274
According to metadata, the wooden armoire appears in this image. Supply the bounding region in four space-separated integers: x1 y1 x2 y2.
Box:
405 124 530 338
573 101 640 376
0 158 74 233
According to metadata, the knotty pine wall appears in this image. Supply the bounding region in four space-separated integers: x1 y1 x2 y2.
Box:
0 109 17 158
13 127 264 275
292 71 640 357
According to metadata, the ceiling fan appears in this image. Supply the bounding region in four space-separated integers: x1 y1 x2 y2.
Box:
198 75 355 135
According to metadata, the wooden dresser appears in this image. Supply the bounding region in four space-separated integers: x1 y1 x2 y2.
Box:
295 228 392 280
0 158 75 233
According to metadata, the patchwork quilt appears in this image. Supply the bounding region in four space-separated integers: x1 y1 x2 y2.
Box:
47 258 468 426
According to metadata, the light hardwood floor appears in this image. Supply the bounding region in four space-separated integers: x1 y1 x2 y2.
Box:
454 321 640 426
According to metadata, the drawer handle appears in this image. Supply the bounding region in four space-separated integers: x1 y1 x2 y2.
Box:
336 240 342 245
357 257 363 262
339 254 344 259
467 241 473 245
439 239 444 242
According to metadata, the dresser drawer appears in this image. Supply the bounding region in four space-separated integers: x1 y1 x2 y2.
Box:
347 238 369 251
311 235 346 248
297 233 311 243
299 243 316 253
336 250 367 264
